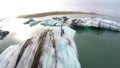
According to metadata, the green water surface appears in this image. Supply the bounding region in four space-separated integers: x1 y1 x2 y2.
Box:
74 27 120 68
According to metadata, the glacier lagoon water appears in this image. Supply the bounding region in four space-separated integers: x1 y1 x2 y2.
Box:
74 28 120 68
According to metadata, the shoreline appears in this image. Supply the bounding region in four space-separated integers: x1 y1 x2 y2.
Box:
18 11 98 18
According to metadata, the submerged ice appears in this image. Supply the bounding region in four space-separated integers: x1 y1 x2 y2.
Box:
0 26 81 68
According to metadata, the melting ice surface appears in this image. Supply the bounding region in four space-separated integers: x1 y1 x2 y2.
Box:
0 23 81 68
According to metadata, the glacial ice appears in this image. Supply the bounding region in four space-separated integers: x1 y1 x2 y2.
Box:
69 17 120 31
0 26 81 68
40 18 64 26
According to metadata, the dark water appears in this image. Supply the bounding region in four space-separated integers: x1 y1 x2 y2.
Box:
74 28 120 68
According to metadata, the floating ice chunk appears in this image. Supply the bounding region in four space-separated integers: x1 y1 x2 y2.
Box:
24 18 41 27
40 18 64 26
70 17 120 31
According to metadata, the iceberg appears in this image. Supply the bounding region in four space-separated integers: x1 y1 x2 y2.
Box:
22 16 120 32
40 18 64 26
0 26 81 68
96 18 120 31
24 18 41 27
70 17 120 32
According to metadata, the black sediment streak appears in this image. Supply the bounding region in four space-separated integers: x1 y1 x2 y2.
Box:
53 35 57 68
61 26 64 37
31 30 49 68
50 32 57 68
68 39 71 45
4 61 9 68
14 39 32 68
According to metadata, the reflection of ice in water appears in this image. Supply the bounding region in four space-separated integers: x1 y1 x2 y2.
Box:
0 26 81 68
